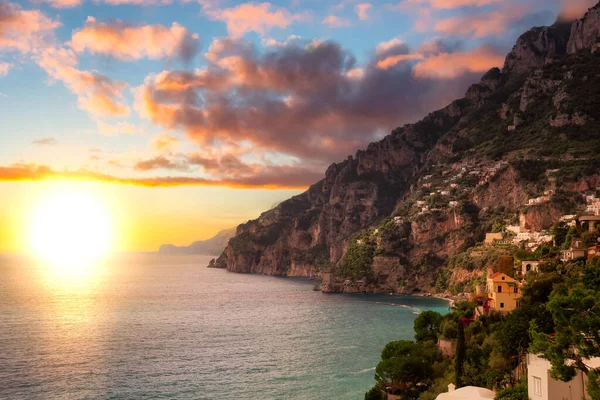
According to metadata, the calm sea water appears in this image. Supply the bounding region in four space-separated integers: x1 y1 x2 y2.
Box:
0 253 449 399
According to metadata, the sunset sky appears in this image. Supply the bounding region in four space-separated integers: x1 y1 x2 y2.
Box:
0 0 593 252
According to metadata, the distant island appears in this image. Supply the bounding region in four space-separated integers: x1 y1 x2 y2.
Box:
158 228 236 256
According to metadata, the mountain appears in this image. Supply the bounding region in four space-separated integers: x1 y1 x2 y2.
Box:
159 228 236 256
213 2 600 293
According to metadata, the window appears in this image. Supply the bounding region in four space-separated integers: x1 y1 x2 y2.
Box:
497 285 502 293
514 287 518 294
533 376 542 396
500 302 504 308
501 276 505 280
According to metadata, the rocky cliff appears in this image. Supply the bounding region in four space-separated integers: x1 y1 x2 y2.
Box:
213 2 600 294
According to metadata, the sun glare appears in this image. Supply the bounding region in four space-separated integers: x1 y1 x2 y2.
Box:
28 186 114 272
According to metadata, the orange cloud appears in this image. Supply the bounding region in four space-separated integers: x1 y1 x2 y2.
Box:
0 163 320 190
322 15 352 27
70 18 200 61
413 46 504 79
377 53 424 69
558 0 596 21
207 2 309 37
150 133 180 154
435 12 507 38
355 3 372 20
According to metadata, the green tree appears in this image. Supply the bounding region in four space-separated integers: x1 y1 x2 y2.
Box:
414 311 443 343
495 384 528 400
499 304 553 359
587 370 600 400
530 284 600 382
551 222 569 248
364 386 382 400
374 341 442 400
455 321 466 388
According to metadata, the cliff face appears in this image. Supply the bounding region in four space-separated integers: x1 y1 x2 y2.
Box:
215 2 600 293
568 2 600 54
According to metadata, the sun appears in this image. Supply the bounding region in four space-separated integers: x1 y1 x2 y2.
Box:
28 186 114 271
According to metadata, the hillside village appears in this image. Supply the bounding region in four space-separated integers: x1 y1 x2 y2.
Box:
366 215 600 400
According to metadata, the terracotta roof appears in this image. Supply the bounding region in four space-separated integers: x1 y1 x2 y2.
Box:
489 272 503 279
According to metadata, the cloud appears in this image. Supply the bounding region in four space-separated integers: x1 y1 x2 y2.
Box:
355 3 372 20
433 7 528 38
150 133 180 154
413 46 504 78
376 38 406 55
401 0 502 9
377 53 424 69
0 2 60 53
134 156 189 171
36 46 130 117
206 2 309 37
0 4 130 119
32 137 57 145
558 0 596 21
0 162 321 189
322 15 352 27
37 0 82 8
99 0 172 4
70 17 200 62
0 62 11 76
135 37 485 167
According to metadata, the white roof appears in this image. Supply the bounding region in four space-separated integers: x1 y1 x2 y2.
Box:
436 386 495 400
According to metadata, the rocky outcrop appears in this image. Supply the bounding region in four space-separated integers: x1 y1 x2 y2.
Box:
214 1 600 293
503 22 572 75
568 2 600 54
520 203 565 232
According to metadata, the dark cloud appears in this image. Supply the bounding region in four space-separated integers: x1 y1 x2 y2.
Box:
137 37 492 165
134 156 189 171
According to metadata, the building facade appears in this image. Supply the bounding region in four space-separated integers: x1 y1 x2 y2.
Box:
486 272 521 312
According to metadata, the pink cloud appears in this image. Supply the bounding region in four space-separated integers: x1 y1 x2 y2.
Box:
355 3 372 20
0 62 11 76
37 0 82 8
397 0 501 9
413 46 504 79
434 9 521 38
36 46 130 117
0 2 60 53
377 53 424 69
558 0 596 21
70 17 200 61
206 2 309 37
322 15 352 27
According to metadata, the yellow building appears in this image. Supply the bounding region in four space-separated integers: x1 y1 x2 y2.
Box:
486 272 521 312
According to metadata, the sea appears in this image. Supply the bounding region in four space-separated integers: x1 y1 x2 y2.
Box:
0 253 450 400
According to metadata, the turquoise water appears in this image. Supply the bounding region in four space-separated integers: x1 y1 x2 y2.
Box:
0 254 449 399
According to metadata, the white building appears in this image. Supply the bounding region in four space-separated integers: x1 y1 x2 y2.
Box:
527 354 600 400
436 384 494 400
